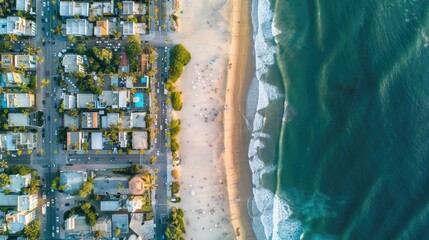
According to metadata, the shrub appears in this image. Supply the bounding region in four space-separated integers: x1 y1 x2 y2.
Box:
171 91 182 111
171 181 180 194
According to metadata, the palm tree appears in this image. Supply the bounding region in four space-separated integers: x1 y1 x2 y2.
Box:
0 160 8 169
117 182 124 192
40 79 50 88
86 102 94 110
5 34 18 43
36 56 44 64
22 109 30 116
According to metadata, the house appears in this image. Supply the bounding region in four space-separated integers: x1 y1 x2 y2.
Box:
93 176 129 195
17 194 38 211
0 132 37 152
60 171 87 193
0 54 13 68
76 93 97 108
118 132 128 148
59 1 89 17
8 113 30 127
1 55 36 70
131 131 148 150
112 214 129 235
81 112 99 129
121 1 146 15
121 21 146 36
130 214 155 239
2 93 35 108
6 210 36 233
0 17 36 36
130 112 146 128
100 201 120 211
65 215 91 233
94 20 109 37
138 54 148 73
14 55 36 69
9 174 31 193
16 0 31 12
63 94 76 109
0 193 18 206
62 54 85 73
65 19 92 36
66 131 83 150
91 132 103 150
92 217 112 238
101 113 120 128
128 176 146 195
126 197 143 212
98 90 129 109
90 1 114 16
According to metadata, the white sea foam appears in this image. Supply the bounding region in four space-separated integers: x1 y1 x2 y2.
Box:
249 154 265 173
252 112 265 132
247 0 305 238
272 21 282 37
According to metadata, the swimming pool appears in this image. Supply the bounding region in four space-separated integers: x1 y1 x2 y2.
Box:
134 93 144 108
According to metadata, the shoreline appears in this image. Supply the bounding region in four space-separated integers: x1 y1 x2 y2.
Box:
224 0 256 238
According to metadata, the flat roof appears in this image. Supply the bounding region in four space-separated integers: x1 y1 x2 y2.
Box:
132 131 148 150
8 113 29 127
91 132 103 150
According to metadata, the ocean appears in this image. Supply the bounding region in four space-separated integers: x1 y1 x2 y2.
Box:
246 0 429 239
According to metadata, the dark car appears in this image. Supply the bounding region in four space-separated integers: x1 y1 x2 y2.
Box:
47 116 51 121
42 100 46 104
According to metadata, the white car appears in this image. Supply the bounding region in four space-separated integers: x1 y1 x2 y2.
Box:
43 2 46 7
47 201 50 207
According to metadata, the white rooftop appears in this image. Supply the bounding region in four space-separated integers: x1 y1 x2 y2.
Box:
60 1 89 16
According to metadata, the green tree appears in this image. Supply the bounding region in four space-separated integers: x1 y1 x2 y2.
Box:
164 208 185 240
10 164 31 175
0 159 8 170
125 34 143 58
67 35 77 43
0 173 10 188
93 230 103 239
150 156 157 165
40 79 50 88
86 102 94 110
24 220 41 240
115 227 121 237
67 109 79 118
113 30 122 39
4 34 18 43
76 44 87 54
58 184 67 191
171 44 191 66
171 181 180 194
171 91 183 111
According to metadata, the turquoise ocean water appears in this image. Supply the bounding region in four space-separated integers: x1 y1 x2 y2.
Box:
247 0 429 239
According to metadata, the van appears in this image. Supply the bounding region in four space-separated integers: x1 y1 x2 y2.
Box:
45 31 49 37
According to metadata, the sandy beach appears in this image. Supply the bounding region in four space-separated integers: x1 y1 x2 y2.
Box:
168 0 255 239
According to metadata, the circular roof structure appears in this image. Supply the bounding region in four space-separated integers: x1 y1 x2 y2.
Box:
129 176 146 195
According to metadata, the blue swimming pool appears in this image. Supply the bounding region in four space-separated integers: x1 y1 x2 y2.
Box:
134 93 144 108
141 77 147 84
